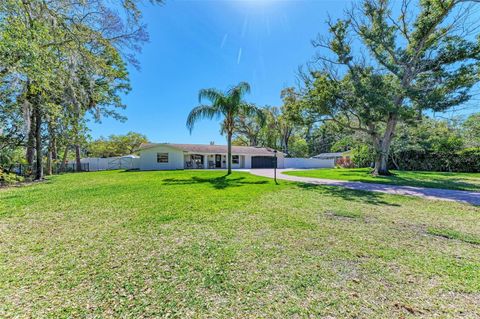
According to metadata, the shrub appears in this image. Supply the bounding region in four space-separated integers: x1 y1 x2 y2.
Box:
351 145 374 168
453 148 480 172
0 169 24 186
289 139 309 158
387 147 480 172
336 157 355 168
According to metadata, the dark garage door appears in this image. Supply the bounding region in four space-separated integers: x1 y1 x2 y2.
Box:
251 156 275 169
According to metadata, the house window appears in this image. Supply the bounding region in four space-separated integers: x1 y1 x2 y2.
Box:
232 155 239 164
157 153 169 163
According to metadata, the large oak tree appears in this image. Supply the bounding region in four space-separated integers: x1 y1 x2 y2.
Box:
300 0 480 175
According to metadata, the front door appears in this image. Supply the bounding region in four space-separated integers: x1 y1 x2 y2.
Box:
215 155 222 168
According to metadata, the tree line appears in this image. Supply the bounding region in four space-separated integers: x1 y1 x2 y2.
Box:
2 0 480 182
0 0 161 180
195 0 480 175
195 82 479 173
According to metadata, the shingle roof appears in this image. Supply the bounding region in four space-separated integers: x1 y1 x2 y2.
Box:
139 143 281 156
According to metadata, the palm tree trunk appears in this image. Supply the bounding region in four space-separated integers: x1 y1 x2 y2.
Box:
227 130 232 175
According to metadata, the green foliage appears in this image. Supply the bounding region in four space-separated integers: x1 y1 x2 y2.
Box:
463 113 480 147
351 145 374 168
454 148 480 173
0 0 159 178
231 87 307 156
187 82 262 174
288 138 309 158
87 132 148 157
389 118 479 172
297 0 480 175
231 107 266 146
331 135 355 152
0 169 24 186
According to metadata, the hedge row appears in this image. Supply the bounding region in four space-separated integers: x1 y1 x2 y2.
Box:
389 147 480 173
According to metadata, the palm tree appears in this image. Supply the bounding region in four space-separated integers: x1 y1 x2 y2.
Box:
186 82 264 175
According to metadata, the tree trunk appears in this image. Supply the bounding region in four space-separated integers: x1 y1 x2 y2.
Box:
46 150 52 175
51 135 57 161
249 136 257 147
391 153 400 170
34 105 43 180
75 144 82 172
60 145 69 172
282 128 292 155
48 121 57 172
227 131 232 175
372 114 398 176
373 146 389 176
72 118 82 172
26 110 36 169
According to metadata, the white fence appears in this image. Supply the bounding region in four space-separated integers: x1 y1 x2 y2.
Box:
284 157 334 169
70 156 140 171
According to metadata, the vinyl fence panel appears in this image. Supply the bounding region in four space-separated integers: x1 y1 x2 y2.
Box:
284 158 334 169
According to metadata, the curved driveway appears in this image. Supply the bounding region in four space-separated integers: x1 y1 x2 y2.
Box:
249 169 480 206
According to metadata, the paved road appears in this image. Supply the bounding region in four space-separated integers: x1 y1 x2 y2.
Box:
249 169 480 206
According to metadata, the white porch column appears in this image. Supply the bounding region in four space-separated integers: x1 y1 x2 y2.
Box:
204 154 210 169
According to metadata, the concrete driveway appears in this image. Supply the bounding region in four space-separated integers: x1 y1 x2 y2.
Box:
249 169 480 206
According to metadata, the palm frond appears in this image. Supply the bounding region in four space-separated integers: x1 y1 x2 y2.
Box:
186 104 221 133
198 88 225 104
187 81 253 134
233 82 251 96
228 82 251 109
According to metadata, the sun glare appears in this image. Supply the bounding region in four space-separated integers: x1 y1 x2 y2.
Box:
234 0 280 9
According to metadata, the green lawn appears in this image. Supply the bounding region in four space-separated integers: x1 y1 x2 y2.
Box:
285 168 480 192
1 170 479 318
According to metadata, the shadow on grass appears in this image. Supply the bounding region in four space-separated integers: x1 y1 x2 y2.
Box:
290 169 480 192
370 175 479 191
296 183 401 207
162 175 268 190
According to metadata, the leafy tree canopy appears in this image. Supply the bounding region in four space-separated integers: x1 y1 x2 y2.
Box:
297 0 480 175
87 132 148 158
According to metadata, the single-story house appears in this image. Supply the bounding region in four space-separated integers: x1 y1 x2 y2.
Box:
312 150 351 161
138 143 285 170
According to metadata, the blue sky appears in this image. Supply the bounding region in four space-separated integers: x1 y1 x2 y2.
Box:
89 0 353 143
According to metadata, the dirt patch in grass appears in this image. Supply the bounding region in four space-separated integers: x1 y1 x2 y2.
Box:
427 227 480 245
